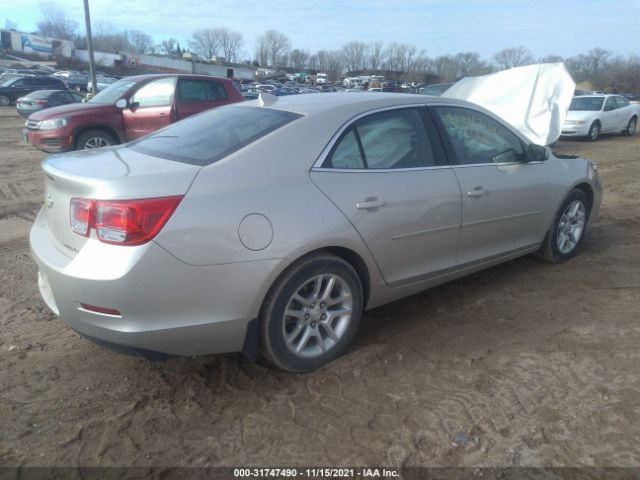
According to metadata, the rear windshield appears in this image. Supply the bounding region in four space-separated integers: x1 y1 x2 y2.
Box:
128 106 302 166
569 97 604 111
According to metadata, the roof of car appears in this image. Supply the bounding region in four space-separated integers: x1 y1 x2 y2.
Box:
121 73 232 82
243 92 472 116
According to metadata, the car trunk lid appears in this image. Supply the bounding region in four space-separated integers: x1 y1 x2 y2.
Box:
41 146 200 257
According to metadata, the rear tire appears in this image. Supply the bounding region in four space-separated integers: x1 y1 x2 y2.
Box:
260 253 363 372
537 189 590 263
75 129 117 150
623 117 637 136
586 121 600 141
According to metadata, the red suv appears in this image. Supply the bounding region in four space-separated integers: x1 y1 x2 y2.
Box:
24 74 244 152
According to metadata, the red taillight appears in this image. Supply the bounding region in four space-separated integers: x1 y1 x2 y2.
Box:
34 99 48 105
70 196 183 246
70 198 95 236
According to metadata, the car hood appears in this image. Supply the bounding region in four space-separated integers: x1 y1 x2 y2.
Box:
29 101 114 121
565 110 598 121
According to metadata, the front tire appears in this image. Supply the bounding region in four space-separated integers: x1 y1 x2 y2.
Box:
623 117 637 136
75 129 117 150
586 121 600 141
0 95 10 106
537 189 590 263
260 253 363 372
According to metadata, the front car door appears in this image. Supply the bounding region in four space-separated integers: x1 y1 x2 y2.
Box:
122 77 176 140
310 106 461 286
601 96 619 132
175 78 230 120
430 105 552 265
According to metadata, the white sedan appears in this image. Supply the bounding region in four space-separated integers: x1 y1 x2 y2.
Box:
562 94 638 141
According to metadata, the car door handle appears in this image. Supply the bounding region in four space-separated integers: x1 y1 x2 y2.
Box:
467 187 489 198
356 198 387 210
160 112 167 118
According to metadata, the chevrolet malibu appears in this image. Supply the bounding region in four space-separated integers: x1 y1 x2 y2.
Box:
30 93 603 372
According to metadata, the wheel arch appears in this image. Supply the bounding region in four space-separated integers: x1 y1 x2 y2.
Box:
72 124 124 149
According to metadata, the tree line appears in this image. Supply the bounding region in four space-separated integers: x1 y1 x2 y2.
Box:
22 2 640 92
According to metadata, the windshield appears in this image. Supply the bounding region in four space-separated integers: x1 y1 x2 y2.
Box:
88 79 136 104
569 97 604 111
129 106 301 166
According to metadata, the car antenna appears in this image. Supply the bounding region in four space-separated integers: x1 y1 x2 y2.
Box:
258 92 277 107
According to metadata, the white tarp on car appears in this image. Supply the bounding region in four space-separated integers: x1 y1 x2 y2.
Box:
442 63 576 145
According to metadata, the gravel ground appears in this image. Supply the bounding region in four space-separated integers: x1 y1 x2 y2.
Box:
0 106 639 470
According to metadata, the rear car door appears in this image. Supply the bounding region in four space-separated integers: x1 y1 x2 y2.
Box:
614 96 633 129
310 106 461 286
175 78 230 120
122 77 176 140
431 105 551 265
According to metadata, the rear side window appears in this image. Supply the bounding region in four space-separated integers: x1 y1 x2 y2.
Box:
433 106 525 165
129 106 301 166
324 108 436 169
178 79 228 103
614 96 629 108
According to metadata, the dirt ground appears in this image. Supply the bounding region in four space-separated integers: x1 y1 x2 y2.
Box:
0 105 639 470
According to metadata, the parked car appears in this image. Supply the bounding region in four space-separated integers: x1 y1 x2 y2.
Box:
16 89 84 118
65 74 89 93
417 82 456 96
24 74 244 152
87 75 118 93
562 94 638 140
30 93 602 371
0 76 67 106
622 93 640 105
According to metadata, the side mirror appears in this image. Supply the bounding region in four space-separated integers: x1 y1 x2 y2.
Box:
115 98 127 109
527 144 549 162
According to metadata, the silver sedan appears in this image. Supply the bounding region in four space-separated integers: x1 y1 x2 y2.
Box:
30 93 603 371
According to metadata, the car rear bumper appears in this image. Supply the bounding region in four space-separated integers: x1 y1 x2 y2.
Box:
24 128 73 153
30 207 279 357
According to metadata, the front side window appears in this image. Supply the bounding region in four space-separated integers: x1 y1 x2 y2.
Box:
604 97 617 111
131 77 176 108
433 107 525 165
177 79 228 103
324 108 435 169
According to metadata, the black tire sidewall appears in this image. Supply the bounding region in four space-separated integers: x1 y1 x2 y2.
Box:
76 129 116 150
0 95 10 106
261 255 363 372
626 118 637 136
587 122 600 141
548 190 590 262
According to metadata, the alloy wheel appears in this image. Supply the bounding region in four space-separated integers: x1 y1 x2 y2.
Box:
556 200 586 254
83 136 111 149
282 274 353 358
0 95 9 106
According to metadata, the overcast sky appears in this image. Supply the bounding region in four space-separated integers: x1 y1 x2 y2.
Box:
2 0 640 60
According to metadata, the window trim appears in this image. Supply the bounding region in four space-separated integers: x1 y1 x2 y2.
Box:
428 104 536 168
313 104 445 172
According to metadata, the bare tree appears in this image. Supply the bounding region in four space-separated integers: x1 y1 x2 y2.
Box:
4 19 18 30
539 54 564 64
566 48 611 87
368 41 384 71
220 28 243 63
289 49 309 71
36 2 78 40
326 50 345 81
307 54 318 71
128 30 153 54
342 41 368 73
455 52 488 77
190 28 222 60
159 38 178 56
255 30 291 67
492 46 534 70
433 55 460 82
315 50 329 72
